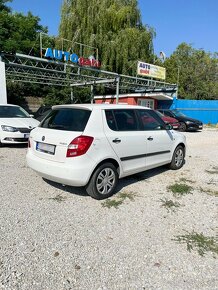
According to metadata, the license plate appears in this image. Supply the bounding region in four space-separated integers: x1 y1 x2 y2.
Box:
36 142 56 155
24 133 30 138
199 126 203 129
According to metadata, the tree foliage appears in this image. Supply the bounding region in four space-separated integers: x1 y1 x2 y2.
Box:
0 0 56 106
164 43 218 100
0 1 47 55
59 0 155 75
1 1 217 104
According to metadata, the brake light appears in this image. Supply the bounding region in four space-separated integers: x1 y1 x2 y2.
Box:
66 136 94 157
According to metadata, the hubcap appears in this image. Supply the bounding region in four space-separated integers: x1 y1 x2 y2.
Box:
175 149 184 167
96 168 116 195
180 123 186 131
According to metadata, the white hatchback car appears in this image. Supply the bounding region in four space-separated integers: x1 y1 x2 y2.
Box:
0 104 39 146
26 104 186 199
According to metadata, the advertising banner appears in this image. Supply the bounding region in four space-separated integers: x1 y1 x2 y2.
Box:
137 61 166 80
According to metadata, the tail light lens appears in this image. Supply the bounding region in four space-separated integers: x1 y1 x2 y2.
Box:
66 135 94 157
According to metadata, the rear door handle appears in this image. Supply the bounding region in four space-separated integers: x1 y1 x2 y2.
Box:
147 136 153 141
112 138 121 143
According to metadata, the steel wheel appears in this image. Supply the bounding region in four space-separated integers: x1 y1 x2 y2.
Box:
86 162 118 200
96 168 116 195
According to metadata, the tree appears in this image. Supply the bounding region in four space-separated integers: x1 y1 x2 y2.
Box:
0 6 48 55
164 43 218 100
0 0 56 106
59 0 155 75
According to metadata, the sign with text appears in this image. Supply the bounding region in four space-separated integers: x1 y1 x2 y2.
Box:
137 61 166 80
44 48 101 68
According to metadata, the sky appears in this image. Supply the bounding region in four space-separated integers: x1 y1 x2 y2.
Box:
9 0 218 58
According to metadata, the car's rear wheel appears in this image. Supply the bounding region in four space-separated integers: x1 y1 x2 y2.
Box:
168 145 185 170
86 162 118 200
179 122 187 132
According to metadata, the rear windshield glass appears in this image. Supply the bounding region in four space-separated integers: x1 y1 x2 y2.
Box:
40 108 91 131
0 105 30 118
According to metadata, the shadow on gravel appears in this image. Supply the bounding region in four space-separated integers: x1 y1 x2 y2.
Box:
116 166 169 192
43 178 89 197
1 144 27 149
43 165 170 198
184 130 202 133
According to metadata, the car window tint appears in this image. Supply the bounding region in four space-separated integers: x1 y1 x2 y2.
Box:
105 110 117 130
40 108 91 131
164 111 173 117
105 109 138 131
137 110 163 130
114 109 138 131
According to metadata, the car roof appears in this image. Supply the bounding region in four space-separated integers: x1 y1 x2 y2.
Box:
0 104 19 107
52 104 151 111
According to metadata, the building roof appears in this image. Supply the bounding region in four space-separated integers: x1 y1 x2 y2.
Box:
94 93 174 101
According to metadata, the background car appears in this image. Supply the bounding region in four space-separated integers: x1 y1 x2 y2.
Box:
158 109 203 131
34 105 52 121
27 104 186 200
0 104 39 146
155 110 180 130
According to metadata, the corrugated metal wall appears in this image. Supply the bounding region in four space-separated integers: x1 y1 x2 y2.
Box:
158 99 218 124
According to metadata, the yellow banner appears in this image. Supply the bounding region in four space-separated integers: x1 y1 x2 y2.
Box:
137 61 166 80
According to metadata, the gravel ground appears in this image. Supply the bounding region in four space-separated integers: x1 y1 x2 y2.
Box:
0 129 217 290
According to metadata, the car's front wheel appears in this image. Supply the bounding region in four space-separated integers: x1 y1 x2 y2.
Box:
168 145 185 170
86 162 118 200
179 122 187 132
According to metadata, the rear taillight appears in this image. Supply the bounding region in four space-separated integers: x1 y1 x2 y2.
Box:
66 136 94 157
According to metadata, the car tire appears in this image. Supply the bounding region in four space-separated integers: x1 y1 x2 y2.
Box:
168 145 185 170
85 162 118 200
179 122 187 132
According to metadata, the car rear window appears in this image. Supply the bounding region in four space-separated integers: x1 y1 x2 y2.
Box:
40 108 91 132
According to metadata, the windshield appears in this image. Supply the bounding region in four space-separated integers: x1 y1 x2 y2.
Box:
0 105 30 118
172 110 186 117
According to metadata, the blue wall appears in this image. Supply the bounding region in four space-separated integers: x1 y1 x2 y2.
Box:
158 99 218 124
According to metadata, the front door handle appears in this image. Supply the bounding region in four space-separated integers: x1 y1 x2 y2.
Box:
147 136 153 141
112 138 121 144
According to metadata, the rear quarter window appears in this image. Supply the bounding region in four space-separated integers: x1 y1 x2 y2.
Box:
105 109 138 131
40 108 91 131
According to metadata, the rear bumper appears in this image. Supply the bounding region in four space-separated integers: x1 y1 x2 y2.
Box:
26 149 95 187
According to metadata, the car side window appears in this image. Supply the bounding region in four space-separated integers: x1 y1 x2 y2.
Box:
105 109 138 131
137 110 164 131
164 111 173 117
105 110 117 130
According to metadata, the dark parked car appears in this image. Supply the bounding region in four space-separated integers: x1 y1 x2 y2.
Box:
34 106 52 121
155 110 180 130
158 109 203 132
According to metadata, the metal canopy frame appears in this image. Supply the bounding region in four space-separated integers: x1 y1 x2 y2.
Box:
0 52 177 103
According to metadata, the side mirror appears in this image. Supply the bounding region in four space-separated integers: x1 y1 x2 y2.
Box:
29 114 34 118
165 123 173 130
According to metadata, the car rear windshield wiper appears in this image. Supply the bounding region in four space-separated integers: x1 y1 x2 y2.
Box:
49 124 66 129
